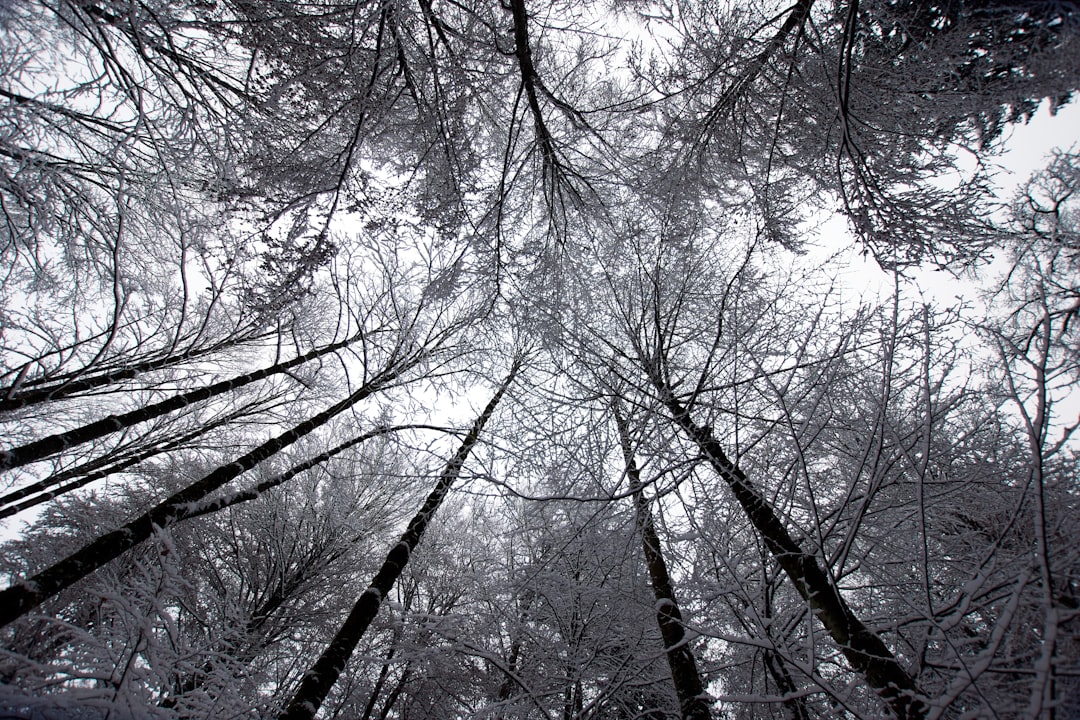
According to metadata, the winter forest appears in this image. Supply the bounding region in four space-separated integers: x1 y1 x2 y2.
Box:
1 0 1078 717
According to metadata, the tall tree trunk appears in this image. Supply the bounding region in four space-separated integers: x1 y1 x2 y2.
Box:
494 588 534 719
0 408 249 518
0 358 415 628
614 407 712 720
278 358 520 720
0 331 267 413
0 331 363 471
360 636 403 720
656 387 926 720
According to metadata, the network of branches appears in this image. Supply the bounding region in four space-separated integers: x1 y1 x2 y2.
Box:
0 0 1078 718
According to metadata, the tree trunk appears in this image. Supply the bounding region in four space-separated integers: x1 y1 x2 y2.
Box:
0 331 363 471
0 410 248 518
278 358 520 720
614 407 712 720
0 331 266 414
0 359 413 628
657 389 926 720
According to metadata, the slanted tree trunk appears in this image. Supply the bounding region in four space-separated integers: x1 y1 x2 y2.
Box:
0 331 364 471
614 406 712 720
0 408 250 518
278 358 520 720
0 330 268 414
0 358 415 628
654 384 926 720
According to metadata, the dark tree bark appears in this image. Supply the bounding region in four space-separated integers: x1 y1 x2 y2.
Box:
0 332 364 472
0 331 267 414
0 357 415 628
655 386 926 720
494 588 534 719
278 358 520 720
509 0 557 170
614 407 712 720
0 408 252 518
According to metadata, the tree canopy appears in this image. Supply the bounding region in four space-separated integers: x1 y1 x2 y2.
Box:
1 0 1078 718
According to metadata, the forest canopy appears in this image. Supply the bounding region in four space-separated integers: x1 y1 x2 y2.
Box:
1 0 1078 718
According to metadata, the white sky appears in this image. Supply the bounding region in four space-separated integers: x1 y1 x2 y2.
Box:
799 99 1080 446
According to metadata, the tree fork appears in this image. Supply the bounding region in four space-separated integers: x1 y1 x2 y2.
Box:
0 331 267 413
278 358 520 720
0 410 248 518
181 424 449 522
